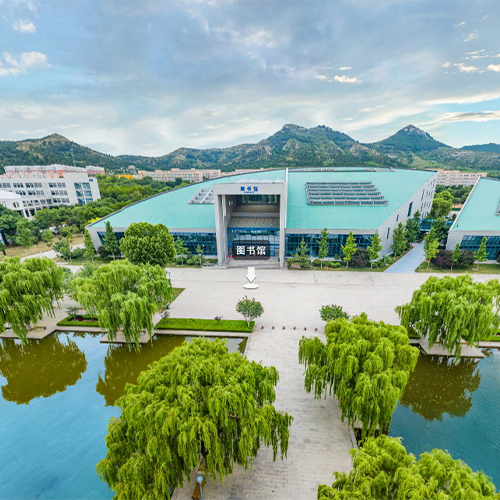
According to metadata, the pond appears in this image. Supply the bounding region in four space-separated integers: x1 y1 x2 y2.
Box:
390 349 500 487
0 332 247 500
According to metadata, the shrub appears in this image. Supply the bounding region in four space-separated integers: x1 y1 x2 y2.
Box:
433 249 452 268
351 248 371 268
175 256 185 264
97 245 110 258
313 259 322 267
72 248 85 259
458 250 475 268
320 304 350 322
331 262 341 268
186 258 194 265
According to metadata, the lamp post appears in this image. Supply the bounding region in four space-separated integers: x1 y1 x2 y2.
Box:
196 473 204 500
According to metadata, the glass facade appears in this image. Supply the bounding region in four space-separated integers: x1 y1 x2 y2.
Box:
227 228 279 257
460 235 500 260
97 232 125 246
171 232 217 255
285 233 373 257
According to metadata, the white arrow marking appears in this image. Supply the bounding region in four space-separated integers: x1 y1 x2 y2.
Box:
246 266 257 283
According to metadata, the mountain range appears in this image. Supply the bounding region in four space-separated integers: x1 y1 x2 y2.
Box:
1 124 500 174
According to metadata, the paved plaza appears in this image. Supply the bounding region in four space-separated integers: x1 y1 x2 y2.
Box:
167 267 495 499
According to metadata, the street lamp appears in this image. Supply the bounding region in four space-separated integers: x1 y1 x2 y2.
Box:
195 474 205 500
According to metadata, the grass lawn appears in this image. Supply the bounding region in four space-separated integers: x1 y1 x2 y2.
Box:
170 287 184 302
57 314 100 328
155 318 254 333
0 234 85 261
415 262 500 274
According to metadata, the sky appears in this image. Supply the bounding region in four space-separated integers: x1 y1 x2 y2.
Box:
0 0 499 156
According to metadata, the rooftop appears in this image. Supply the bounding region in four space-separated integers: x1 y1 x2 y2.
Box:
90 168 435 231
450 178 500 232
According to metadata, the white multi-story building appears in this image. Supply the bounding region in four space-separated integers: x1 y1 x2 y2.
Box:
0 164 101 217
436 170 486 186
137 168 222 183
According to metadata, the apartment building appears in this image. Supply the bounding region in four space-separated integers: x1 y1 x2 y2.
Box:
0 164 101 217
137 168 222 182
436 170 487 186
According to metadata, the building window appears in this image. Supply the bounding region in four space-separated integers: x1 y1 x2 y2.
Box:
387 227 390 240
285 233 373 258
170 232 218 256
460 235 500 260
407 202 413 217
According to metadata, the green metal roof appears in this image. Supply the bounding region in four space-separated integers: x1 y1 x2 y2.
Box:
451 178 500 232
286 169 434 230
90 168 435 231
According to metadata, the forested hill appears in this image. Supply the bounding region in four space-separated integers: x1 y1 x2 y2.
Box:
0 134 127 173
2 124 500 174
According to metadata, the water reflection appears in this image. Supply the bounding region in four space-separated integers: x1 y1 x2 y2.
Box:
400 354 481 420
0 334 88 404
97 335 247 406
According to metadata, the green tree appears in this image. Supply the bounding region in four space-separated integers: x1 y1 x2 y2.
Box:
299 314 419 438
290 238 311 268
15 219 34 249
0 213 22 238
236 296 264 326
71 259 171 347
341 232 357 269
119 222 175 267
41 229 54 246
53 238 72 261
391 222 408 256
475 237 488 270
174 237 188 265
319 304 350 322
431 217 450 245
367 232 382 269
0 241 6 255
195 244 204 266
451 242 461 271
424 231 439 269
103 221 120 260
96 338 293 498
318 228 329 269
404 216 420 244
83 229 95 263
0 257 65 343
431 191 453 218
318 435 499 500
396 275 500 359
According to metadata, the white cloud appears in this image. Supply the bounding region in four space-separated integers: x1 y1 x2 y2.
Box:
487 64 500 72
360 105 384 113
13 19 36 32
339 66 351 70
454 21 466 28
441 111 500 122
314 74 329 81
230 117 250 123
202 124 225 129
464 32 478 42
454 63 479 73
442 61 451 68
0 51 49 76
333 75 360 83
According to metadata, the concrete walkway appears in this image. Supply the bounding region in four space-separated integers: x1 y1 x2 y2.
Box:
20 243 85 262
384 241 426 273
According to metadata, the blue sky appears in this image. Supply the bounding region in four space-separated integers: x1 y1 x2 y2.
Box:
0 0 499 156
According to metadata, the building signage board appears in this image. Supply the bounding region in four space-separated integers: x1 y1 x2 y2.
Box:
232 240 270 260
240 186 259 193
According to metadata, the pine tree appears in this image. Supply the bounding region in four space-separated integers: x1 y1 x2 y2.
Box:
367 232 382 269
318 228 329 269
299 314 418 438
103 221 120 260
451 243 461 271
96 338 293 498
396 275 500 359
391 222 408 256
475 237 488 270
0 257 65 343
318 436 499 500
83 229 95 263
291 238 311 268
341 232 357 269
71 259 171 347
424 231 439 269
195 244 204 266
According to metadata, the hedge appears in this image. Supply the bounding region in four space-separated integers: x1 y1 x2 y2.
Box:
57 315 100 328
155 318 254 333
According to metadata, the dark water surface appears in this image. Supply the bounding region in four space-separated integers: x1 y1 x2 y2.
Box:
390 349 500 487
0 332 246 499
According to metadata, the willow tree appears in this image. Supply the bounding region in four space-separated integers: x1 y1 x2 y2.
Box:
96 338 293 499
318 435 499 500
396 275 500 359
71 259 171 347
299 314 418 438
0 257 65 343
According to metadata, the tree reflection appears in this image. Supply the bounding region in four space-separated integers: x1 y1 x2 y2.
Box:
97 335 247 406
0 334 87 404
400 355 481 420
